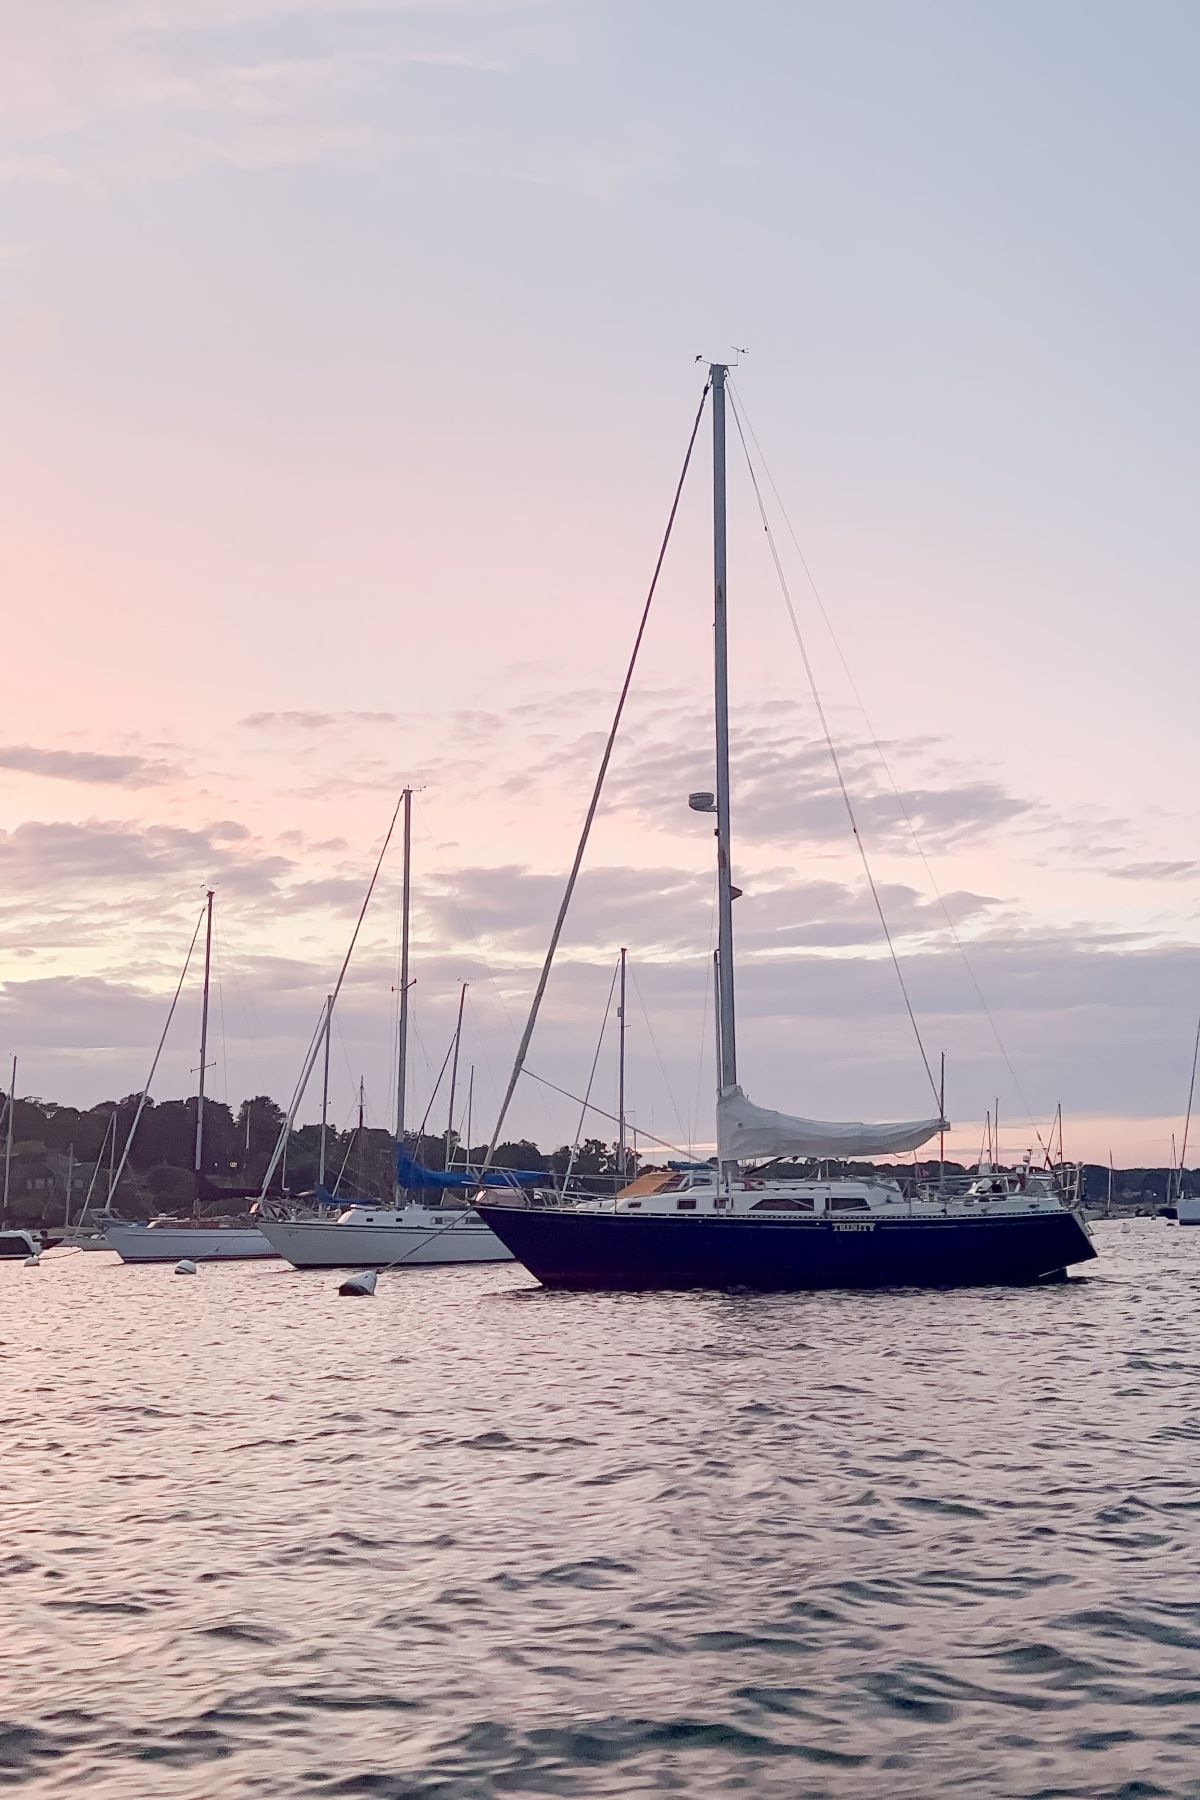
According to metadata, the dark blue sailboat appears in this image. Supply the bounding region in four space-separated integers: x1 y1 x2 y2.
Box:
477 363 1096 1292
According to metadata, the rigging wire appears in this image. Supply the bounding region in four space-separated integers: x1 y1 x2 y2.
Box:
689 878 720 1155
726 388 941 1113
523 1066 693 1161
258 795 405 1196
1177 1006 1200 1196
628 964 689 1158
484 378 712 1169
211 911 228 1107
414 820 555 1142
561 957 621 1190
728 376 1049 1155
213 910 260 1111
107 902 207 1206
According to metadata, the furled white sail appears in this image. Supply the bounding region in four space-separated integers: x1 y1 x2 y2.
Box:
717 1085 943 1162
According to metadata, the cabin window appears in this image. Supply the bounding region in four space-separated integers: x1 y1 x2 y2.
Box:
749 1197 814 1212
829 1196 869 1212
625 1201 641 1210
676 1198 697 1211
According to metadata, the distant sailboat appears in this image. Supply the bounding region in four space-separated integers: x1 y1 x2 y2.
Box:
105 891 277 1265
476 363 1097 1290
260 790 514 1270
0 1056 45 1260
1173 1008 1200 1225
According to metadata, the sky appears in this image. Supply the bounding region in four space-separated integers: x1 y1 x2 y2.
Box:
1 0 1198 1167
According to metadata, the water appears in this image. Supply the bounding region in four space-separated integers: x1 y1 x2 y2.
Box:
3 1220 1200 1799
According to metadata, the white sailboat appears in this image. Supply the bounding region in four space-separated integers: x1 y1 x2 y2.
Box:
260 789 513 1270
106 891 277 1265
0 1055 45 1260
1172 1008 1200 1224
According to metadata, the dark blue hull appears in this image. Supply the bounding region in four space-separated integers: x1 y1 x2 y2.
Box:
474 1204 1097 1291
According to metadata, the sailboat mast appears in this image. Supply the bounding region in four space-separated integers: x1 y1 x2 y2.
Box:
710 363 738 1104
106 1104 116 1213
394 785 413 1200
319 992 333 1188
194 889 214 1177
465 1064 474 1173
617 946 627 1182
1178 1006 1200 1204
2 1055 14 1224
447 981 467 1158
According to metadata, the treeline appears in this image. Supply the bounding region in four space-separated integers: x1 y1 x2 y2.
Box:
0 1087 1184 1226
0 1088 633 1224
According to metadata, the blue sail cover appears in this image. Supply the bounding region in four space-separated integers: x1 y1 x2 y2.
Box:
395 1147 542 1191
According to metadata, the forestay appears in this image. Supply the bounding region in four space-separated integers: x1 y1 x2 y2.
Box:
717 1085 943 1162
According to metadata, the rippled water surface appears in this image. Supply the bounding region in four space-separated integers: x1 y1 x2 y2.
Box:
4 1221 1200 1798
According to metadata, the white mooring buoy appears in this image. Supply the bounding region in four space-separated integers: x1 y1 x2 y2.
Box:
338 1269 377 1298
175 1258 198 1275
23 1253 41 1268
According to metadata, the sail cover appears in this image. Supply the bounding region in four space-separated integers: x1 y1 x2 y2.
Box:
394 1148 542 1191
717 1085 943 1162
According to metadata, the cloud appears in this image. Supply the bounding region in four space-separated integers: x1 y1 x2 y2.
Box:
0 744 176 786
0 817 292 901
418 860 1000 964
598 720 1034 852
1108 860 1200 882
240 710 399 732
0 0 574 190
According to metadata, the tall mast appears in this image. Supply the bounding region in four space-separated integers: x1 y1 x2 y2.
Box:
710 363 737 1111
617 946 628 1183
194 888 214 1179
465 1064 474 1173
318 992 333 1189
446 981 467 1161
2 1055 14 1224
106 1103 116 1214
393 785 413 1201
357 1076 366 1195
65 1143 74 1230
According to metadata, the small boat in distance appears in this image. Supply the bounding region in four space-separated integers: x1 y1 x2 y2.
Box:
104 1218 274 1264
0 1056 49 1258
0 1227 45 1261
1169 1008 1200 1223
259 790 513 1271
105 891 276 1266
262 1196 515 1270
476 362 1096 1290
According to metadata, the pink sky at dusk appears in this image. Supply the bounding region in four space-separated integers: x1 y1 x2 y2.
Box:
1 0 1198 1167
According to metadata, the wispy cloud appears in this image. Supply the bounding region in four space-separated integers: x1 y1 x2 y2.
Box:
1108 860 1200 883
241 710 399 732
0 744 176 786
0 0 578 189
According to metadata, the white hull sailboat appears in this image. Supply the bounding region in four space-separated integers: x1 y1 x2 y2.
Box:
104 892 281 1267
104 1221 274 1263
262 1203 512 1269
256 790 512 1273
